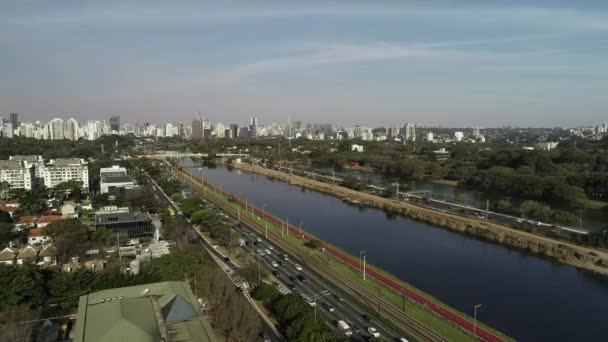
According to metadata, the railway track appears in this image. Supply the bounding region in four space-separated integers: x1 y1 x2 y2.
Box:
171 165 450 342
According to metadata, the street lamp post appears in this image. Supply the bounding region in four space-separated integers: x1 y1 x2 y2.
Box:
310 290 331 322
263 204 268 238
299 221 304 239
473 304 482 338
359 251 366 280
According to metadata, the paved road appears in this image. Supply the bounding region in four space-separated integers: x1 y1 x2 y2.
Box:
159 172 412 341
146 175 282 341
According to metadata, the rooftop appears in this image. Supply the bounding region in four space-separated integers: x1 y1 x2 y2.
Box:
50 158 87 167
27 227 48 237
10 155 43 162
37 215 64 224
95 211 151 225
0 160 25 170
73 281 216 342
101 176 134 183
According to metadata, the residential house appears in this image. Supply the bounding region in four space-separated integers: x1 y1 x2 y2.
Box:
27 227 52 245
36 215 64 228
16 245 41 265
15 215 37 230
0 205 18 218
38 244 58 266
0 247 18 265
61 201 78 218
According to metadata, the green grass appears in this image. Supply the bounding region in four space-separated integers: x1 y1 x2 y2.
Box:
177 170 514 342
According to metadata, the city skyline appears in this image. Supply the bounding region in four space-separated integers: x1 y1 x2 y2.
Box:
2 1 608 126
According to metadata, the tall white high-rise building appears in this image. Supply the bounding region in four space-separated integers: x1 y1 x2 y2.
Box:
49 118 65 140
404 123 416 141
66 118 79 141
86 121 100 140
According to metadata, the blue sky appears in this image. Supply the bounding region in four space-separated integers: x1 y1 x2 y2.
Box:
1 0 607 127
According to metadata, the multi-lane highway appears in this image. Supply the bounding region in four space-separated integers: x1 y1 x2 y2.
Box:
148 170 411 341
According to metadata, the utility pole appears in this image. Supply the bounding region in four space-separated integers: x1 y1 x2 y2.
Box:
485 200 490 219
363 253 366 280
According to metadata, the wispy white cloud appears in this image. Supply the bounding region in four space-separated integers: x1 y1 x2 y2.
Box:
1 2 607 32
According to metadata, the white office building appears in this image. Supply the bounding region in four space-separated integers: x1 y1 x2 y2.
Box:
42 158 89 192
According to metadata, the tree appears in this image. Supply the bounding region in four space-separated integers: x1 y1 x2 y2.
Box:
51 180 83 201
495 199 512 211
0 305 41 342
0 211 12 223
0 223 15 245
304 239 323 250
45 219 92 263
92 193 111 209
179 198 205 217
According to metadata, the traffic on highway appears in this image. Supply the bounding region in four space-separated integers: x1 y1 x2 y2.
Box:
148 168 412 341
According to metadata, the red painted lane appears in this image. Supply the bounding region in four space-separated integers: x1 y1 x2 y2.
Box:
182 165 505 342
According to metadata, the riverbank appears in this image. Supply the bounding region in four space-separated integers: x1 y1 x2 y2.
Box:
233 162 608 277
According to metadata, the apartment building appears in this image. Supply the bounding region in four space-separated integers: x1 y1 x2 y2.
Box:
0 160 34 190
42 158 89 192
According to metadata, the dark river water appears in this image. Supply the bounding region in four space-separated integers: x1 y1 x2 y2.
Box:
183 160 608 341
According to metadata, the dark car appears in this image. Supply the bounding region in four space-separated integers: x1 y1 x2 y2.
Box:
288 283 297 290
362 314 372 322
297 274 307 282
289 276 297 283
271 270 279 277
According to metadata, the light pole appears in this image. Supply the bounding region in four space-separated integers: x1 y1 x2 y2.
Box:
473 304 482 338
310 290 331 322
299 221 304 239
263 204 268 238
359 251 366 280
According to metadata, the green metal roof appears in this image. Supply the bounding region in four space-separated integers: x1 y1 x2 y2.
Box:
73 281 216 342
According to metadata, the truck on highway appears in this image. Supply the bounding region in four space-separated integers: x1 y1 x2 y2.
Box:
336 320 352 337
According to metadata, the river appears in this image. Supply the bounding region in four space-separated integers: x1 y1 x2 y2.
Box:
182 160 608 341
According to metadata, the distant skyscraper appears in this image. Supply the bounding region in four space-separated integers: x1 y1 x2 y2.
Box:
10 113 19 129
404 123 416 141
473 127 481 138
66 118 79 141
249 117 258 138
49 118 65 140
192 118 203 140
110 116 120 132
229 124 238 139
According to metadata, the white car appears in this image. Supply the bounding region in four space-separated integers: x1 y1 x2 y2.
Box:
306 298 316 306
256 237 262 242
271 261 278 267
294 264 303 271
268 245 274 250
367 327 380 338
265 249 272 255
399 338 409 342
283 254 289 260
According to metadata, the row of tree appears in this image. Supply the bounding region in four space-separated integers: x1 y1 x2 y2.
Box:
252 283 342 341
